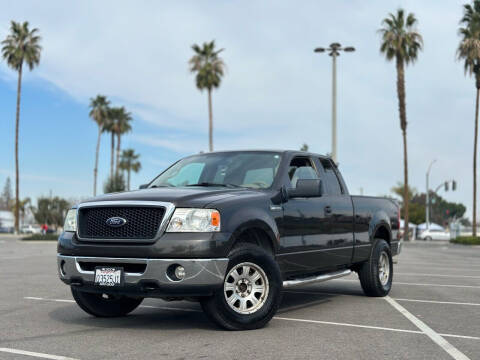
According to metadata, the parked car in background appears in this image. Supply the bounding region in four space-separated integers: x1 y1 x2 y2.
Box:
0 226 14 234
419 229 450 241
20 225 42 234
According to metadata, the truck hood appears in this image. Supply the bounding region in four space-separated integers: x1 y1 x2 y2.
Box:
80 187 257 208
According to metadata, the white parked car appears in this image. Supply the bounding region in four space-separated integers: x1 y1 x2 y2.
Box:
419 229 450 241
20 225 42 234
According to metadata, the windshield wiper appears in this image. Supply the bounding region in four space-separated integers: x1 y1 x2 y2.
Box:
186 182 243 188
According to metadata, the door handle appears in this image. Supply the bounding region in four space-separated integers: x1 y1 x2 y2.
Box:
324 206 332 215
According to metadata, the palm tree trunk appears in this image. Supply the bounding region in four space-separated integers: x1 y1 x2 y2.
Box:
14 63 23 234
93 127 102 196
396 58 409 241
473 85 479 237
128 169 131 191
116 134 121 176
110 132 115 179
208 88 213 152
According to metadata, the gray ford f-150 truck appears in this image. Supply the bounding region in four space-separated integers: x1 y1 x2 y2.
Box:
58 150 400 330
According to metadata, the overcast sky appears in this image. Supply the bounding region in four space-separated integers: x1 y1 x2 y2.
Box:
0 0 475 219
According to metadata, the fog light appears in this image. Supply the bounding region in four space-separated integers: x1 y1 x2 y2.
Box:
60 260 66 276
175 265 185 280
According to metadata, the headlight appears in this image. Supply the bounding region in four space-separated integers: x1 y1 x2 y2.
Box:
64 209 77 232
166 208 220 232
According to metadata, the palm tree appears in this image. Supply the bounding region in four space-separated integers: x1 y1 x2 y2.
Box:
114 107 132 175
1 21 41 233
9 197 30 227
189 40 226 152
379 9 423 241
458 0 480 237
119 149 141 191
105 107 119 179
89 95 110 196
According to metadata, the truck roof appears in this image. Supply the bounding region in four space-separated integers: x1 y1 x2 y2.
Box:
201 149 332 160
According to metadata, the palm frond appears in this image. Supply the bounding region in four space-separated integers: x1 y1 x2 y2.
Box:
378 8 423 65
189 40 226 91
1 21 41 71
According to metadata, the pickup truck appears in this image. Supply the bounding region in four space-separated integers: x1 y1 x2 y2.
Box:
58 150 400 330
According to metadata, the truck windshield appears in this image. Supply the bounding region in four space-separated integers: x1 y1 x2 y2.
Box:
149 152 282 189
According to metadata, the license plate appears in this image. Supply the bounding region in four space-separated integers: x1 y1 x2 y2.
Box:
94 267 124 287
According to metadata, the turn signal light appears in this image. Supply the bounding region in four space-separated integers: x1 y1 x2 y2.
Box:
211 211 220 227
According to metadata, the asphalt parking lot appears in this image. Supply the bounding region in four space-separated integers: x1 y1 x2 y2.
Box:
0 236 479 360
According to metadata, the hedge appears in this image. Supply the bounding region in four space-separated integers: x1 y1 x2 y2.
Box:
22 234 59 241
450 236 480 245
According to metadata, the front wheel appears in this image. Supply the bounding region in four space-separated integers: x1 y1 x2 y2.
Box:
71 287 143 317
201 244 282 330
357 239 393 297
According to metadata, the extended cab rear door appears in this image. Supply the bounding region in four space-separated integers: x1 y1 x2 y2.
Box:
313 158 355 266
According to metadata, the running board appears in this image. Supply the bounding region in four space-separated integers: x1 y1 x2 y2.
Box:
282 269 352 288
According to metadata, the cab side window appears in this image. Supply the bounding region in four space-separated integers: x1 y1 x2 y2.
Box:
288 157 319 188
319 158 343 195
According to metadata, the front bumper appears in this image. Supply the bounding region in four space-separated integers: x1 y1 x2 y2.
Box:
57 254 229 298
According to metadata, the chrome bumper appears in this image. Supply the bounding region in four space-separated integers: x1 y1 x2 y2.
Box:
57 254 229 288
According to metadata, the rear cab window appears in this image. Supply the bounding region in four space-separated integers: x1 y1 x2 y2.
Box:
318 158 344 196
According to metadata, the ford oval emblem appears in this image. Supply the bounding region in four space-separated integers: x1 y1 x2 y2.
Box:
106 217 127 227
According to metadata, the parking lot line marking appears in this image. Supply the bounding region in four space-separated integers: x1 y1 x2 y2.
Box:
0 347 78 360
396 272 480 279
273 316 424 334
395 298 480 306
385 296 470 360
398 261 480 266
439 333 480 341
284 290 480 307
336 279 480 289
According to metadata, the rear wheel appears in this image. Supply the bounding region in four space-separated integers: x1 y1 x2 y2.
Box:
201 243 282 330
358 239 393 297
71 287 143 317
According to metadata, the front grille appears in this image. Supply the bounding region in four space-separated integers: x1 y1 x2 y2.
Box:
78 206 165 240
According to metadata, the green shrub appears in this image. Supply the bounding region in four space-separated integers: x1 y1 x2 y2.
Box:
103 173 126 193
450 236 480 245
22 234 58 241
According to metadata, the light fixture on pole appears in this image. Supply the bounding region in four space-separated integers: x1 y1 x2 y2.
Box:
314 43 355 164
426 159 437 230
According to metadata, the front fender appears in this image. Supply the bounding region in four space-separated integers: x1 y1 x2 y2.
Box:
224 206 280 253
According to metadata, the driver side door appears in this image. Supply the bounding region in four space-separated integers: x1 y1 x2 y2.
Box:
278 156 332 275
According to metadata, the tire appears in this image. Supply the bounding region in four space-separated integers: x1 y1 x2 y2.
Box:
358 239 393 297
200 243 282 330
425 236 432 241
71 287 143 317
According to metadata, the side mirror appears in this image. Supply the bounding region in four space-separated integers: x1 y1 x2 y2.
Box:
288 179 323 198
139 184 148 189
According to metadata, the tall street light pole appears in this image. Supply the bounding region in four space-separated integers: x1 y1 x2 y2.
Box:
426 159 437 230
314 43 355 164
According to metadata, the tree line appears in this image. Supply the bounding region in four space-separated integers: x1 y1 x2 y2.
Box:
0 177 71 230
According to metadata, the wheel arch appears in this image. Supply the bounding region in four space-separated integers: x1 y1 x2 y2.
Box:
369 210 392 245
229 219 278 255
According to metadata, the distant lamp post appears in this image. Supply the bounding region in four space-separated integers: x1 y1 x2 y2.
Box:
314 43 355 164
426 159 437 230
